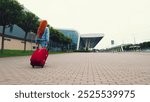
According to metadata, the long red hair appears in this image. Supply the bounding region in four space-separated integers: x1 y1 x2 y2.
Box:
37 20 47 38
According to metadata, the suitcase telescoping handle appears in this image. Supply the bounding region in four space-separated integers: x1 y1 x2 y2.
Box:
46 42 50 51
36 42 50 51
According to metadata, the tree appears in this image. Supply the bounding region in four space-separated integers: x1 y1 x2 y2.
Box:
18 11 39 51
140 41 150 49
50 27 60 42
66 37 72 45
50 27 72 50
63 36 72 51
0 0 24 53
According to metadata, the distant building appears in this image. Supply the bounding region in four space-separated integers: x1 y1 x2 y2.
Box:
0 25 36 50
0 25 104 51
58 29 79 50
58 29 104 51
78 33 104 51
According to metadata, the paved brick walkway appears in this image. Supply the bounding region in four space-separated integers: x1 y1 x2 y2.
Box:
0 52 150 85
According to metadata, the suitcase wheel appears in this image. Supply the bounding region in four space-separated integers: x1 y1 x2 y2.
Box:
32 65 35 68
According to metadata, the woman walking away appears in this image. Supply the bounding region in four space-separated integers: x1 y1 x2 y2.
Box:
30 20 50 68
35 20 50 48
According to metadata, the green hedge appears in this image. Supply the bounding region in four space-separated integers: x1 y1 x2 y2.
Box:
0 50 33 57
0 50 64 57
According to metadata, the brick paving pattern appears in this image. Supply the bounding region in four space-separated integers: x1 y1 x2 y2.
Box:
0 52 150 85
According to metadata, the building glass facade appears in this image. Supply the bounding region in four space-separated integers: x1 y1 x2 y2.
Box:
58 29 79 50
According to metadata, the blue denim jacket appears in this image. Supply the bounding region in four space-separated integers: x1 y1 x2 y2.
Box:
35 27 50 47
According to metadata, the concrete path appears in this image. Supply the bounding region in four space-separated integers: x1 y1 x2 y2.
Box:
0 52 150 85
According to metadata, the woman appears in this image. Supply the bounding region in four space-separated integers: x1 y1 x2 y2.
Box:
35 20 50 48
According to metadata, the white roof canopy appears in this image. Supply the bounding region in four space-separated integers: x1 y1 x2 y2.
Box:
80 33 104 38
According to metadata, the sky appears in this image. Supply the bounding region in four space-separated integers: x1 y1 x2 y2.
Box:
17 0 150 49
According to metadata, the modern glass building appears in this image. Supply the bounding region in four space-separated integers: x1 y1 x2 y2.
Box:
57 29 104 51
58 29 79 50
0 25 35 41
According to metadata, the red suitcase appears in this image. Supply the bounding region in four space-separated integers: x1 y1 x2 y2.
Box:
30 48 48 68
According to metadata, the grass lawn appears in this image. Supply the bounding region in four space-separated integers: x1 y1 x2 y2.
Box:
0 50 64 57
